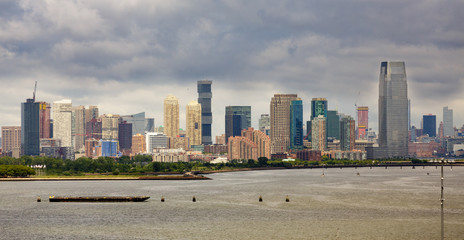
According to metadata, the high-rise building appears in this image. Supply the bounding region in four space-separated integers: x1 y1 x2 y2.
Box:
443 106 453 137
21 98 40 156
438 121 444 139
357 106 368 139
145 132 168 153
85 106 99 124
101 114 119 140
423 114 436 137
53 99 73 148
120 112 154 135
131 134 146 154
118 121 132 152
311 98 328 119
225 106 251 143
259 114 270 135
311 115 326 151
2 126 21 153
270 94 298 153
326 110 340 140
376 61 408 158
228 136 258 160
38 102 51 139
186 100 202 146
164 94 179 138
290 99 303 149
72 105 86 151
86 118 102 140
241 127 271 159
340 115 356 151
198 80 213 145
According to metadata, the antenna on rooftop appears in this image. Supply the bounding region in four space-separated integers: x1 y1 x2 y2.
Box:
33 81 37 101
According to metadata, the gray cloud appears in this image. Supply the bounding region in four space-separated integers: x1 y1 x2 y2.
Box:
1 0 463 137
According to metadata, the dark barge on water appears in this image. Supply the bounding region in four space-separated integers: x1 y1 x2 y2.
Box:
49 196 150 202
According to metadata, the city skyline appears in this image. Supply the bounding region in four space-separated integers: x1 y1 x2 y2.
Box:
0 1 463 139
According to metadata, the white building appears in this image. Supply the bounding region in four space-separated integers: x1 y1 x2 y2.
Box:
53 99 72 147
145 132 168 153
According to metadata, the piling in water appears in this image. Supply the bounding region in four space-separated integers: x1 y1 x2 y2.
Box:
259 195 263 202
161 196 165 202
285 195 290 202
192 196 196 202
37 197 41 202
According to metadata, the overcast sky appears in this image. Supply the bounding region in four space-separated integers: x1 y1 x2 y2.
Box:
1 0 463 138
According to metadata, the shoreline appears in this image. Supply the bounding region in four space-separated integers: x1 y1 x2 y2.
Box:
0 175 211 181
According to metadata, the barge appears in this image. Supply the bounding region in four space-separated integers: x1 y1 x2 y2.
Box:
49 196 150 202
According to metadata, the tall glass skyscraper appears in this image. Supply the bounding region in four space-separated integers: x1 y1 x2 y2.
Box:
311 98 328 119
290 99 303 149
326 110 340 140
21 99 40 156
225 106 251 143
377 61 408 158
270 94 298 153
198 80 213 145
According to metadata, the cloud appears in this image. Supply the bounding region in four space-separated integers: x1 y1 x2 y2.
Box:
1 0 463 137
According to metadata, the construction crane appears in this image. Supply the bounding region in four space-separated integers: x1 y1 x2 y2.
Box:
33 81 37 101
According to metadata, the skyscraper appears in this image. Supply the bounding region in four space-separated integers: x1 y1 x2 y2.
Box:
357 106 368 139
2 126 21 154
311 115 326 151
186 100 202 146
259 114 270 135
53 99 73 148
340 115 356 151
326 110 340 140
21 98 40 156
72 105 86 151
423 114 436 137
377 61 408 158
38 102 51 139
443 106 453 137
225 106 251 143
290 99 303 149
101 114 120 140
270 94 298 153
311 98 328 119
118 121 132 153
164 94 180 138
198 80 213 145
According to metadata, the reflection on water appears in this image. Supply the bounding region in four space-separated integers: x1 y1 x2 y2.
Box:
1 167 463 239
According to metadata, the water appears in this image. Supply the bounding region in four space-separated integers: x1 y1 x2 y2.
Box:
1 167 463 239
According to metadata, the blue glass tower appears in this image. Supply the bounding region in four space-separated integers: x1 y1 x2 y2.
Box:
21 98 40 156
225 106 251 143
290 100 303 149
198 80 213 145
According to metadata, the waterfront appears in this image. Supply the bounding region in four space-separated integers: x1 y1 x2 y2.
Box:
0 167 463 239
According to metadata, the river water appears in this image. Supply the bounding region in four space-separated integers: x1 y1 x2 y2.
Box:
1 167 463 239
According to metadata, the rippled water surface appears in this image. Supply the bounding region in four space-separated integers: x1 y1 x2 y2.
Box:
1 167 463 239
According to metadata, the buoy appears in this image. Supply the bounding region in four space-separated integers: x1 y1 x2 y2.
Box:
259 195 263 202
356 172 360 176
192 196 196 202
161 196 165 202
285 195 290 202
427 173 429 175
37 197 41 202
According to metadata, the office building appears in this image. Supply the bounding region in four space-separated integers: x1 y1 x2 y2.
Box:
228 136 258 160
327 110 340 139
374 61 408 158
38 102 51 139
100 140 119 157
311 98 328 119
357 106 368 139
270 94 298 153
131 134 146 155
53 99 73 147
186 100 202 146
101 114 119 140
85 106 99 124
340 115 356 151
145 132 168 153
86 118 102 140
2 126 21 153
118 121 132 152
438 121 444 139
241 127 271 159
423 114 436 137
72 105 86 151
22 98 40 156
225 106 251 143
311 115 326 151
198 80 213 145
164 94 179 138
121 112 154 135
290 99 303 149
259 114 270 135
443 106 453 137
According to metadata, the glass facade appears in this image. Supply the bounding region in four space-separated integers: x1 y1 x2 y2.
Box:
290 100 303 149
198 80 213 145
225 106 251 143
422 115 436 137
21 99 40 156
327 110 340 140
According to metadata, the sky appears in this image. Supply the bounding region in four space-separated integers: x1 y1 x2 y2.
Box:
1 0 463 139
